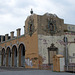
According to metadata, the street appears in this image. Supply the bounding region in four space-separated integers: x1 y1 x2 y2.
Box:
0 69 74 75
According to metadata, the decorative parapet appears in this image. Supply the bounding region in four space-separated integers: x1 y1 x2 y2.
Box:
16 28 21 37
10 31 14 39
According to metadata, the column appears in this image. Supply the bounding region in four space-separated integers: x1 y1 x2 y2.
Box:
0 51 2 66
11 51 13 67
5 53 7 67
17 51 19 67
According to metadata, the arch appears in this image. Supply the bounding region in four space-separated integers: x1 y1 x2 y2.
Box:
1 48 5 66
6 47 11 67
12 45 17 67
18 43 25 67
12 44 18 49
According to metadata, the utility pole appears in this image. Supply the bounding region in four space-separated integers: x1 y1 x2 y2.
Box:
64 32 68 70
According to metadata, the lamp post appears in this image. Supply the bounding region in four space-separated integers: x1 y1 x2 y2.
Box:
64 32 68 70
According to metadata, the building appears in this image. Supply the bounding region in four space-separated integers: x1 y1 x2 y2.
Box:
0 10 75 69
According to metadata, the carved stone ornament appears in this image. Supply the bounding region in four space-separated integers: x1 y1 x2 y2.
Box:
47 43 58 51
47 18 57 35
28 19 34 36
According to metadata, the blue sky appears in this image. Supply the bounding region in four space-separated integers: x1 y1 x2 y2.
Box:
0 0 75 36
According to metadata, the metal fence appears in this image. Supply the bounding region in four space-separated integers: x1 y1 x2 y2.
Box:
65 65 75 73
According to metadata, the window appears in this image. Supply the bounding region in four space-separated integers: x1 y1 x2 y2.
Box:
50 23 54 31
30 24 32 32
73 53 75 57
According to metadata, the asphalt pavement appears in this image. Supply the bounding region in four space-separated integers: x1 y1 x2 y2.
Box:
0 69 74 75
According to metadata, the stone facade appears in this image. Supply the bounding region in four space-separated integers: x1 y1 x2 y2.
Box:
0 12 75 69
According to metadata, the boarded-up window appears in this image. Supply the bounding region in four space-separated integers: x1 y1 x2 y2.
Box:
49 51 57 64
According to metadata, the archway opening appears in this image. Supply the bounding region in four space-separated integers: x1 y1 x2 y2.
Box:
6 47 11 67
18 43 25 67
12 45 17 67
1 48 5 66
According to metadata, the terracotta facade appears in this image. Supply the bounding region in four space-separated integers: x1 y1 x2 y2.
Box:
0 13 75 69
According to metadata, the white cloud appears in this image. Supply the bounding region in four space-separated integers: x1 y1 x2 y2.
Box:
0 0 75 36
